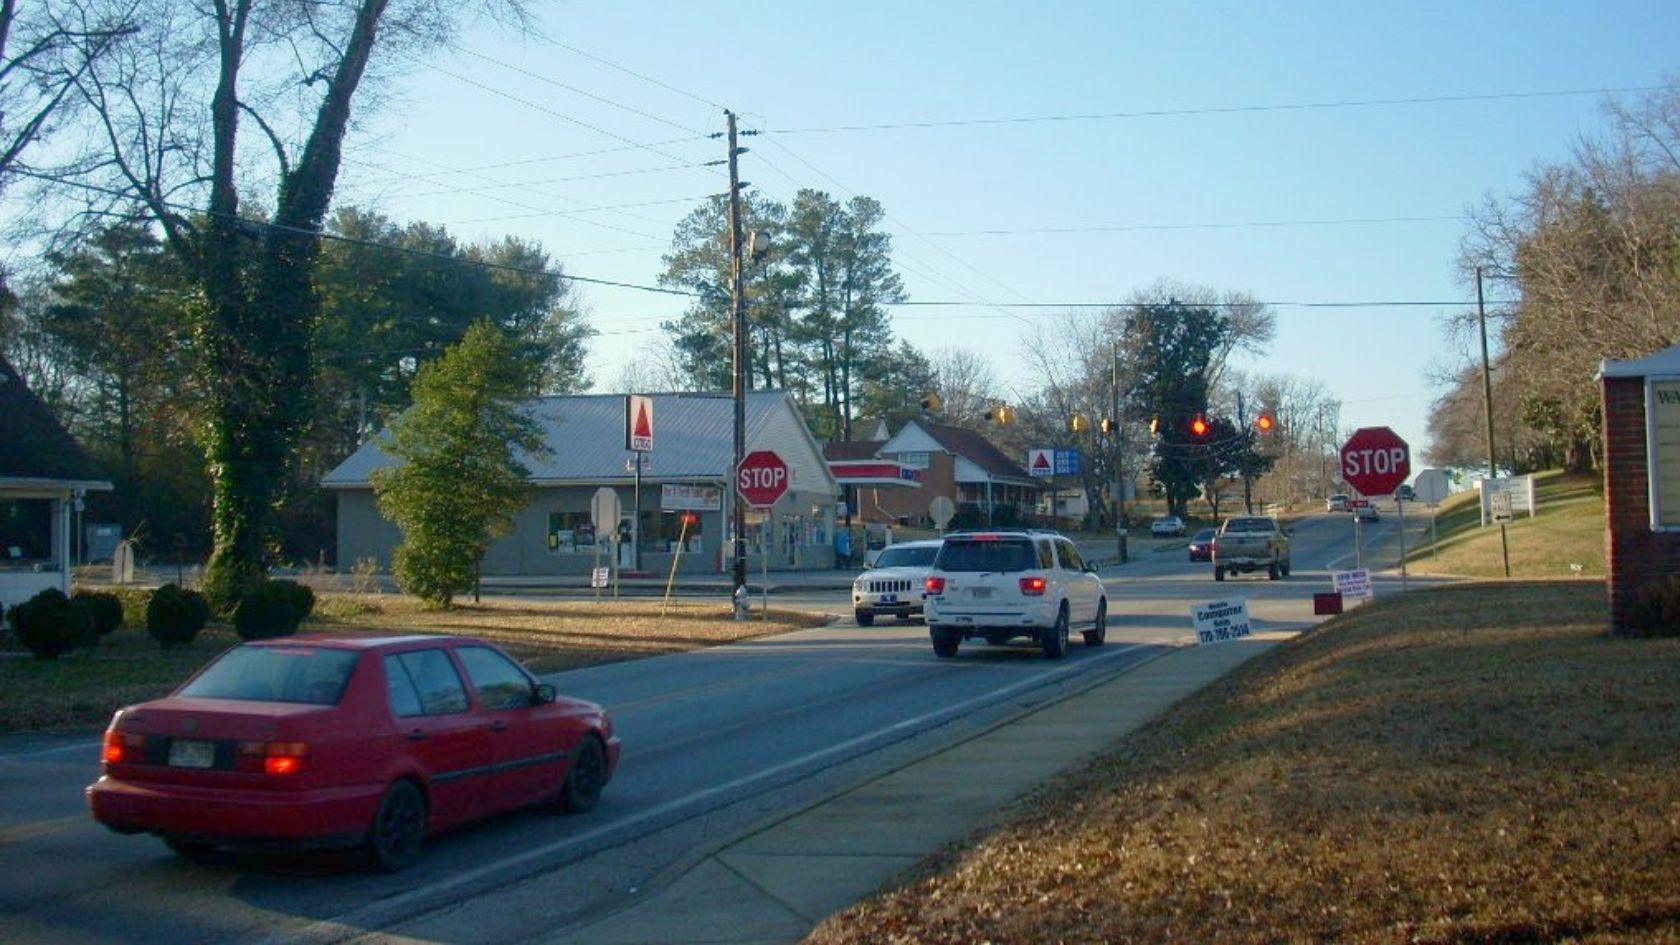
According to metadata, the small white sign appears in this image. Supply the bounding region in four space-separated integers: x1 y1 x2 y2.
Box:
1028 448 1054 477
1333 568 1373 600
1491 490 1514 523
1191 598 1253 645
590 566 610 589
626 394 654 453
661 483 722 511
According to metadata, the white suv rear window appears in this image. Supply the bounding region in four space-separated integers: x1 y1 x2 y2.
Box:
936 539 1038 572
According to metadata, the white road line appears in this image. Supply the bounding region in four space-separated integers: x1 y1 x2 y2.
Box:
1 740 101 760
261 639 1175 945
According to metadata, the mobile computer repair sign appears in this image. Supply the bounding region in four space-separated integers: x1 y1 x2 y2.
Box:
1191 598 1253 645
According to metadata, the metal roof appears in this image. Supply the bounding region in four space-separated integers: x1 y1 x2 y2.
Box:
323 390 793 487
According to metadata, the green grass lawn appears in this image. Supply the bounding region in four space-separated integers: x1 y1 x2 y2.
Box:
1409 469 1606 578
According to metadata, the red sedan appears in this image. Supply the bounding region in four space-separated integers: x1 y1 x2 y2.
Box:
87 633 620 870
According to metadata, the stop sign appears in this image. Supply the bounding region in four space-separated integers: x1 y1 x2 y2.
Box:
1339 427 1411 497
737 450 790 509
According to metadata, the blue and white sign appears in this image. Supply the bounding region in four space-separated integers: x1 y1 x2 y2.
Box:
1028 448 1082 477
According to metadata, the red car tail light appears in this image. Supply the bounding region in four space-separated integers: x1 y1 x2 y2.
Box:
925 576 947 594
1018 576 1047 596
238 741 310 776
103 730 143 766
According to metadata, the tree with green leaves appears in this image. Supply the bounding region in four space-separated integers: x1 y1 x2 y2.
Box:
658 193 791 391
1121 300 1229 516
372 322 549 608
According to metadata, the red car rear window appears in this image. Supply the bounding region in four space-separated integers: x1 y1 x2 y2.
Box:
179 646 360 705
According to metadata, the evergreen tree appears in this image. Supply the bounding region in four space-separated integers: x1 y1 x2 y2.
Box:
372 323 549 608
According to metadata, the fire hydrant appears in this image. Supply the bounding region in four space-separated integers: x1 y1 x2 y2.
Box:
733 584 750 621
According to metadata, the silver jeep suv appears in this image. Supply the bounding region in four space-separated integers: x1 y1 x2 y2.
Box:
851 539 942 626
923 531 1107 659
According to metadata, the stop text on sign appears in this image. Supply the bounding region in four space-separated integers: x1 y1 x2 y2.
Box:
1343 447 1408 478
738 466 786 491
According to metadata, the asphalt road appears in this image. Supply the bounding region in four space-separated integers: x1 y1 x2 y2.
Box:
0 504 1439 944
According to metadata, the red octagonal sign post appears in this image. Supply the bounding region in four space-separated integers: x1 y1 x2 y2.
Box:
1340 426 1411 497
738 450 790 509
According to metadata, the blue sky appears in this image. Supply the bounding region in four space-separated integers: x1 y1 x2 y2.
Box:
341 1 1680 459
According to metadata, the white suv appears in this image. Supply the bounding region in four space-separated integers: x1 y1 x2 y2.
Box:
923 531 1107 659
851 539 942 626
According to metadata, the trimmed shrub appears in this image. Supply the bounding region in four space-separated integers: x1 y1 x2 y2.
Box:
108 587 155 630
1625 575 1680 637
11 588 82 659
234 579 314 640
147 583 209 648
72 590 125 642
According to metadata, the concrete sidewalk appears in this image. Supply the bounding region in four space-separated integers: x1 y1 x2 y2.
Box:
539 633 1288 945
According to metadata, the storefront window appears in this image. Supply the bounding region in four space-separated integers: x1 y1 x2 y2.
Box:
648 510 704 553
546 512 598 554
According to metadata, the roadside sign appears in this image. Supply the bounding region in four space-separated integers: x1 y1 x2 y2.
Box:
589 567 610 589
929 495 956 529
1028 448 1080 476
625 395 653 452
738 450 790 509
1028 449 1054 477
661 483 721 511
1333 569 1373 600
1191 598 1253 645
1491 490 1514 523
1340 427 1411 497
1413 468 1450 506
590 487 621 531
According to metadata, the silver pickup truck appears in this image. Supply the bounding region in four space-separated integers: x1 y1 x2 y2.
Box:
1212 515 1291 581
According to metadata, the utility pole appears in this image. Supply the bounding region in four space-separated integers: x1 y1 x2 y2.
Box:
1111 341 1127 563
1477 266 1497 480
1237 389 1253 514
726 110 749 616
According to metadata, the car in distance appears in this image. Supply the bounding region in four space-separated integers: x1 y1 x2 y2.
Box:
1396 483 1415 502
852 538 942 626
1212 515 1291 581
1150 515 1187 537
1326 493 1350 512
923 530 1107 659
1353 502 1380 523
1187 528 1216 562
87 634 620 870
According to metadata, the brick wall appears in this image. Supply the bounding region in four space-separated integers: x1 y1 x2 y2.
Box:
1602 376 1680 632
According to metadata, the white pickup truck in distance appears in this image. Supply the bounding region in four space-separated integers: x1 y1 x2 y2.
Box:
1212 516 1291 581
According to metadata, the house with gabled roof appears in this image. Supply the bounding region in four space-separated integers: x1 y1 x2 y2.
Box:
0 357 113 607
835 418 1041 527
324 390 842 576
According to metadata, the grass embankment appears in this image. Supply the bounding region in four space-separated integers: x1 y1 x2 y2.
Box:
0 595 825 733
809 582 1680 944
1410 470 1606 578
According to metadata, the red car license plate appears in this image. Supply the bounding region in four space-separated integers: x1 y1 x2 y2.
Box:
168 739 214 768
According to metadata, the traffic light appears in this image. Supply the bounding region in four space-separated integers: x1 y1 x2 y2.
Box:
1190 414 1210 438
1149 416 1161 436
1255 412 1276 434
1070 413 1089 433
919 391 942 413
1099 417 1116 435
985 404 1014 424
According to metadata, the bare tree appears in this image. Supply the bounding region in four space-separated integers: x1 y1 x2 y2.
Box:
49 0 527 606
1456 81 1680 472
929 346 1000 428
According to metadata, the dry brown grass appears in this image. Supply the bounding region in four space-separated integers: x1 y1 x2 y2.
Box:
808 582 1680 945
0 594 826 733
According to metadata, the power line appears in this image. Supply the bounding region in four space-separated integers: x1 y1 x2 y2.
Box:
12 168 701 299
540 36 724 111
767 85 1663 135
390 163 718 200
343 137 712 187
920 215 1464 237
449 43 707 135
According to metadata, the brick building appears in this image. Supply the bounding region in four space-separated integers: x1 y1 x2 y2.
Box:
1599 344 1680 633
